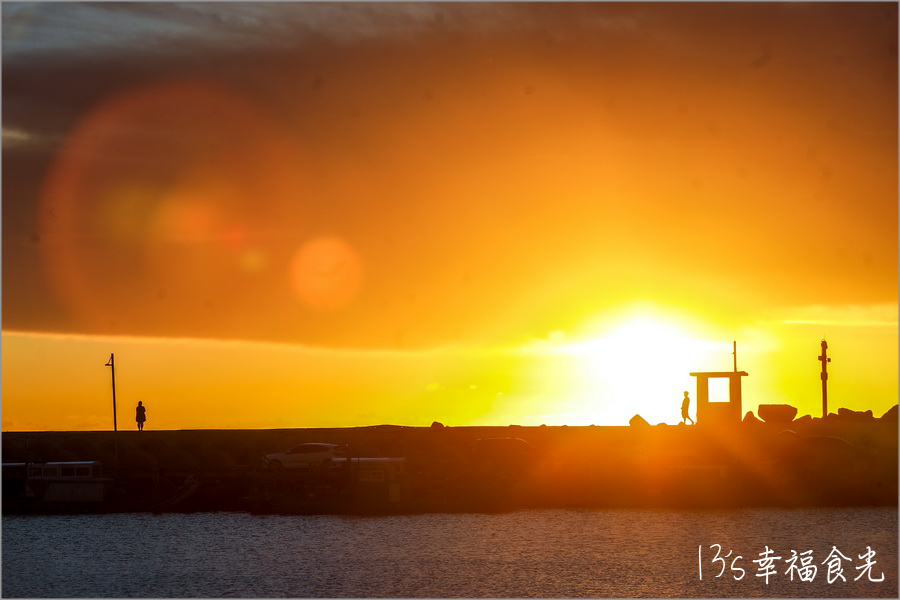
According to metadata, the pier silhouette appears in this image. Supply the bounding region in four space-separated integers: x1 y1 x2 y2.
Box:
3 405 896 515
4 340 896 514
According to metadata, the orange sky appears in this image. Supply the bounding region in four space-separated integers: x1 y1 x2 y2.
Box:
2 2 897 430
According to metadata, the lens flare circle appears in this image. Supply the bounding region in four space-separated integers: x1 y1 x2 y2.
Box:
37 78 308 335
290 236 364 311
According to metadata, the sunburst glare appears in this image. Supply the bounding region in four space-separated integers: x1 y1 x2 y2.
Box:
552 314 733 425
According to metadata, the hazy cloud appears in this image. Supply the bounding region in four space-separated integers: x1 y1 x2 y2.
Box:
3 2 896 348
766 304 899 329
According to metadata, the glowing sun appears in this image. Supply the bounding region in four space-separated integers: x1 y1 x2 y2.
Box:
560 313 731 425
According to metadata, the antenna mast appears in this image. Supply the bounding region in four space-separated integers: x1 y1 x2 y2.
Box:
818 339 831 418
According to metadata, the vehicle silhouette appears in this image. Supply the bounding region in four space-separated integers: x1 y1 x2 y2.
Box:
263 443 346 470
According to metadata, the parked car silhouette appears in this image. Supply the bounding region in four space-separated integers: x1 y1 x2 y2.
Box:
264 443 346 470
471 437 536 467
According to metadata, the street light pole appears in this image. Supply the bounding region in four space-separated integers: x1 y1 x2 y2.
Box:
106 353 118 431
105 353 119 470
818 340 831 418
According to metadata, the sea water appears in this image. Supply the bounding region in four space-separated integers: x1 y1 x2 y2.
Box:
2 507 896 598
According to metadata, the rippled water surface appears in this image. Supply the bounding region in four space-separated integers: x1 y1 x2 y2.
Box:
2 508 896 597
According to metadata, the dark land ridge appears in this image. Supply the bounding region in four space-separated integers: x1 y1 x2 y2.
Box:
3 407 897 515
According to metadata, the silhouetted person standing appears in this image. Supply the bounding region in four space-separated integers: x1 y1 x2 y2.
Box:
681 391 694 425
136 401 147 431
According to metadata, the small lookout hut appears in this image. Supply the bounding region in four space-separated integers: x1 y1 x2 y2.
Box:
689 370 748 425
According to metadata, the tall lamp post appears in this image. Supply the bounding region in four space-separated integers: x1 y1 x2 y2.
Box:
106 353 118 431
818 340 831 418
105 353 118 468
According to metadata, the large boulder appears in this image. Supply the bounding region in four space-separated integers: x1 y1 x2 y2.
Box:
757 404 798 424
792 414 814 427
837 407 874 421
629 414 650 427
743 411 762 424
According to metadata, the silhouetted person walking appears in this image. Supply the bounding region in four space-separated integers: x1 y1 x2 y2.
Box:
681 391 694 425
136 401 147 431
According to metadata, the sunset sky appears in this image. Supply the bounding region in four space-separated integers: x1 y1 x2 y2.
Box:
2 2 897 431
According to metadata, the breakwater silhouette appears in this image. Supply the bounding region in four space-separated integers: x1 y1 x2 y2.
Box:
3 410 897 514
